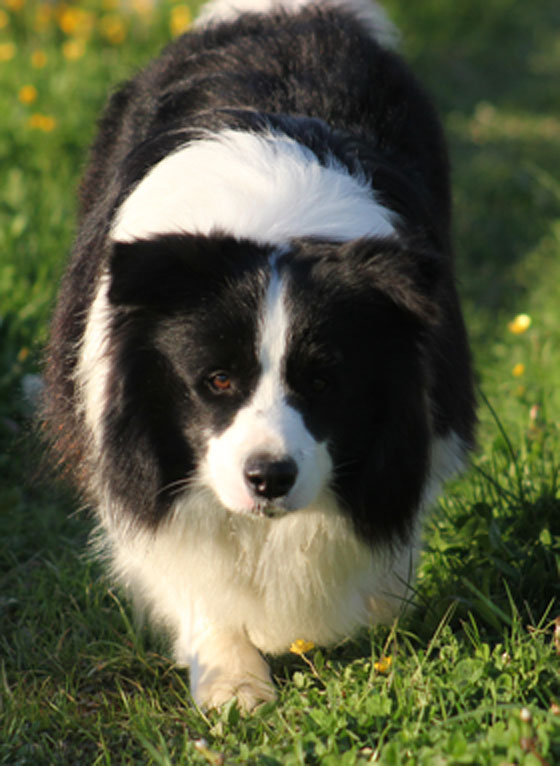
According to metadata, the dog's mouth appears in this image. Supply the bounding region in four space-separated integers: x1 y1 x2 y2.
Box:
251 499 292 519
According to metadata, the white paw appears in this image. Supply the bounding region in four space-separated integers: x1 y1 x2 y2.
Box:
176 616 277 712
195 673 277 711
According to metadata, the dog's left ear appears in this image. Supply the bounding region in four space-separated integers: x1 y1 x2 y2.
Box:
348 238 445 325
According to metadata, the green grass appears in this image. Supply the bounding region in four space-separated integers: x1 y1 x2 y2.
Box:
1 0 560 763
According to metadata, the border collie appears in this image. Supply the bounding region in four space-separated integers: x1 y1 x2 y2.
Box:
45 0 475 710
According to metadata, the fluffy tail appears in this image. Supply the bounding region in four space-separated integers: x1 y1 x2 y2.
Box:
195 0 400 49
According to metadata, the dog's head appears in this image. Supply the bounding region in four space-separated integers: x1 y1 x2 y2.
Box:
87 232 440 542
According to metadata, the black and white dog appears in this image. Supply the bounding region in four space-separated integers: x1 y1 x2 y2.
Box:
45 0 475 709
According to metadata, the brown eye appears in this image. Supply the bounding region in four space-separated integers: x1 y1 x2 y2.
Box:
208 372 232 393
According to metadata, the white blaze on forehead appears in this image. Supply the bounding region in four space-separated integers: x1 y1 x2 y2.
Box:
254 262 289 413
112 129 397 246
202 262 332 513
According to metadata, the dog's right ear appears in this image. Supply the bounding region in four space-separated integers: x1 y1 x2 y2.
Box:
348 237 446 326
108 233 271 309
108 237 193 308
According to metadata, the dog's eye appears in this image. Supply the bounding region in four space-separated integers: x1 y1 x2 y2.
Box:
208 371 232 393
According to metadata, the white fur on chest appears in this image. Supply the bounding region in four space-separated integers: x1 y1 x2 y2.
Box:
101 487 416 656
95 431 463 708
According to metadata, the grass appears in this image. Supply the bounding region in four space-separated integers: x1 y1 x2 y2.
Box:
1 0 560 763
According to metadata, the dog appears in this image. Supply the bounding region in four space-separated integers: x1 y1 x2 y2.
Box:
45 0 475 710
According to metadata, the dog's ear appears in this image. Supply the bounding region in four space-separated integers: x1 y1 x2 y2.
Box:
108 237 193 307
108 234 271 309
346 238 445 325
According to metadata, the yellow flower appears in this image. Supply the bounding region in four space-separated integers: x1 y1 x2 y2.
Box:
5 0 24 11
58 5 78 34
512 363 525 378
0 42 16 62
19 84 38 104
170 4 191 36
31 50 47 68
62 39 86 60
99 14 127 44
58 6 95 39
373 655 392 674
0 10 9 29
290 639 315 655
28 113 56 132
508 313 531 335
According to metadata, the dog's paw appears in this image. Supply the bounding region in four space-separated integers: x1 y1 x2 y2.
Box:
177 621 277 712
195 674 277 712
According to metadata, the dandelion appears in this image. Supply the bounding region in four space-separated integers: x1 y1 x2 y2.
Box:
62 39 86 60
373 655 392 674
512 363 525 378
290 639 315 655
99 13 127 44
58 6 95 39
0 10 9 29
31 50 47 68
58 6 80 34
18 84 38 104
28 113 56 132
0 42 16 62
170 4 191 36
508 313 531 334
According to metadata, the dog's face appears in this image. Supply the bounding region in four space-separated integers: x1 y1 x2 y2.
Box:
103 233 438 538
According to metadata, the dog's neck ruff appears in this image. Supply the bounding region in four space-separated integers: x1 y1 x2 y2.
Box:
111 129 397 245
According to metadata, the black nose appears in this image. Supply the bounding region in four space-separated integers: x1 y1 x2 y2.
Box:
244 454 298 500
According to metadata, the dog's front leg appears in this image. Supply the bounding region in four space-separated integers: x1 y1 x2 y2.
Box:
175 613 276 711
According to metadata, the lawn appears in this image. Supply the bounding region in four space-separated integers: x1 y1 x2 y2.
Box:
1 0 560 763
